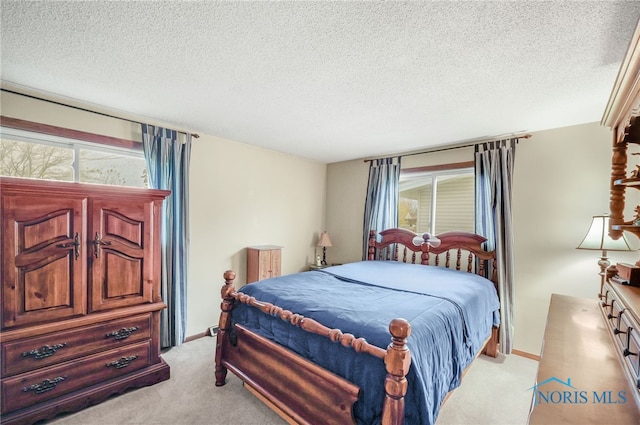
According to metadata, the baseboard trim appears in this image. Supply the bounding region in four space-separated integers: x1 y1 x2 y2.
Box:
511 349 540 361
184 331 208 343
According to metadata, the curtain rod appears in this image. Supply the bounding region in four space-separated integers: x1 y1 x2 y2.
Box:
1 88 200 138
363 133 531 162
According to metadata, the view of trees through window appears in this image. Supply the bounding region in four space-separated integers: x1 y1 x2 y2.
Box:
1 138 73 181
0 135 147 188
398 168 474 235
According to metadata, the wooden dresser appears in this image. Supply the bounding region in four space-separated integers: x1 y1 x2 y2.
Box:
0 177 171 424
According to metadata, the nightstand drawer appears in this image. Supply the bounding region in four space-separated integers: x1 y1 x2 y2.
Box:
2 314 151 377
1 340 152 414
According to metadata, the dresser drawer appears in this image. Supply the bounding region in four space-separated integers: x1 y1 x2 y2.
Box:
1 314 151 377
624 327 640 389
1 340 152 414
614 309 632 345
609 298 624 323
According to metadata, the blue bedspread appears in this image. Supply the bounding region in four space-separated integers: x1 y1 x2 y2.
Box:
232 261 500 425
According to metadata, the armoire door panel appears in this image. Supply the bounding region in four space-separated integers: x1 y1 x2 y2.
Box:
19 210 72 251
103 209 144 248
89 199 152 312
104 251 144 298
22 255 73 311
2 196 87 329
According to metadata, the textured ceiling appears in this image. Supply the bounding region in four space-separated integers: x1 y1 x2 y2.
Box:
2 1 640 163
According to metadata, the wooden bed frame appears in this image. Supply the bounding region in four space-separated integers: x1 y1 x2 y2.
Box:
215 228 500 425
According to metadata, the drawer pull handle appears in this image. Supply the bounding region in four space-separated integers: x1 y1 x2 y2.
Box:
624 328 637 357
22 376 67 394
106 355 139 369
21 343 67 359
105 326 139 340
614 327 626 335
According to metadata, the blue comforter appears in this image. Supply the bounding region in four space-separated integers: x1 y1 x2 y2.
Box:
232 261 500 425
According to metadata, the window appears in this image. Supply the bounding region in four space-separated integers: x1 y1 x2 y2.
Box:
1 125 147 188
398 164 474 234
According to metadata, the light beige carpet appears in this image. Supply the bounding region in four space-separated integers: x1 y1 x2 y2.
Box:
436 353 538 425
48 336 538 425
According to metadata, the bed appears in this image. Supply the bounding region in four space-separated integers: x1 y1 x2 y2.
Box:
214 228 500 425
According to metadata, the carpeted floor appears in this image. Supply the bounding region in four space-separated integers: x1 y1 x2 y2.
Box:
48 336 538 425
435 352 538 425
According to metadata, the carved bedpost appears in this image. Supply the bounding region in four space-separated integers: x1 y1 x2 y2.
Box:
368 230 377 260
483 326 500 358
215 270 236 386
381 318 412 425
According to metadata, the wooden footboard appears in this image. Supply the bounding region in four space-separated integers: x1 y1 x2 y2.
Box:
215 271 411 425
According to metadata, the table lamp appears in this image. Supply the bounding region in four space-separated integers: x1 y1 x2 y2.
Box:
576 214 632 297
317 231 333 266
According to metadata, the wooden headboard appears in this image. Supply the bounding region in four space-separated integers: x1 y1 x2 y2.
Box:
367 228 498 285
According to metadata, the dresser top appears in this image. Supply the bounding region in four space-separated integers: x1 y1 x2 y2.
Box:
528 294 640 424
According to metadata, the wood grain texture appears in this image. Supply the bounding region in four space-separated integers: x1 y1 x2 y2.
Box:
0 177 170 424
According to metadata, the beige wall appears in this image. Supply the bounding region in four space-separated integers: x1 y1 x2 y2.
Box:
326 123 640 355
0 89 327 338
5 86 639 354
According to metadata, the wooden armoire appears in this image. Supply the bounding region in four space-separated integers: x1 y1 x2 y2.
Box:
0 177 171 424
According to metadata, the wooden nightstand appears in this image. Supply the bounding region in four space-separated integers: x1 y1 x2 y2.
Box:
247 245 282 283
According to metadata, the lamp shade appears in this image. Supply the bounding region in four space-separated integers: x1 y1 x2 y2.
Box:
317 231 333 247
576 215 632 251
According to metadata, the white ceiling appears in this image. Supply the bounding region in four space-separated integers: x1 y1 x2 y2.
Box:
2 1 640 164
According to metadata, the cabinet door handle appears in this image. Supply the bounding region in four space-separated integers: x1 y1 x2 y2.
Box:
56 232 80 260
93 232 112 258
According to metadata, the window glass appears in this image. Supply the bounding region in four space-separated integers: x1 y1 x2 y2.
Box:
433 174 474 233
399 168 474 234
0 128 146 188
79 149 147 187
0 138 73 181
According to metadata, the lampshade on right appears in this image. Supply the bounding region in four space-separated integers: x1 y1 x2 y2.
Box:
577 215 632 252
577 214 632 297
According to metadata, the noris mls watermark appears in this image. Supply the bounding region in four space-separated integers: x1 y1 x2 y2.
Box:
527 377 627 405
